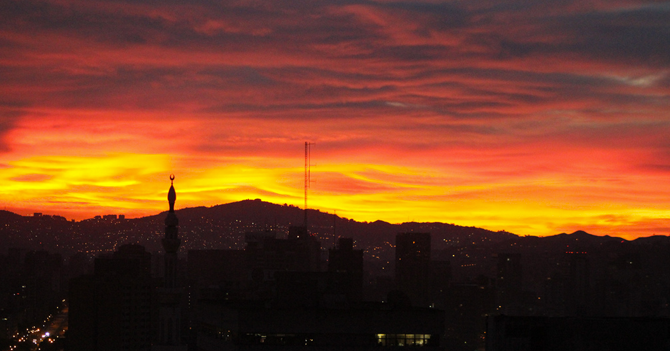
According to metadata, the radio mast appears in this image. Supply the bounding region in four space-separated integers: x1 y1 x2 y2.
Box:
304 142 312 230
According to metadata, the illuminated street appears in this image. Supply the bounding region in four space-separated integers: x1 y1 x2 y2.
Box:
8 303 67 351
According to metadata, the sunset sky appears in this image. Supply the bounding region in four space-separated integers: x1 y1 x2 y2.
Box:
1 0 669 238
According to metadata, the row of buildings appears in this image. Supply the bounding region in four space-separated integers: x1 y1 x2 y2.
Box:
67 178 447 350
65 177 670 351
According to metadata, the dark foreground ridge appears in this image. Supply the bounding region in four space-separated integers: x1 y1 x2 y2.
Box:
0 199 517 257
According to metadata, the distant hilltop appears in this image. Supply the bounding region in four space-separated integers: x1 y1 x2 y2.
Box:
1 199 669 260
1 199 514 255
144 198 519 247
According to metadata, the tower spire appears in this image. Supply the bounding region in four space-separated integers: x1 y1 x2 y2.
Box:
304 142 312 230
168 174 176 212
162 174 180 286
156 174 187 350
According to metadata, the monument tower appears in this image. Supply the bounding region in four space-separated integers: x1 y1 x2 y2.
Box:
163 174 180 289
153 175 187 351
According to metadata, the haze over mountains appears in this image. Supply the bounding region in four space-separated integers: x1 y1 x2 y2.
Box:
1 199 668 265
0 199 509 253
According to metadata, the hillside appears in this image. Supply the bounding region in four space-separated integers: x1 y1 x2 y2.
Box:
3 199 669 267
0 199 515 257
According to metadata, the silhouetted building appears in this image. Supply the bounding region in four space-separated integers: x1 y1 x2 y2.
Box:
67 252 93 280
23 250 64 324
97 243 151 276
154 175 188 351
497 253 523 313
246 227 321 282
497 253 522 290
396 232 431 264
328 238 364 301
68 244 154 351
187 249 248 298
430 259 451 296
592 251 644 317
395 232 432 306
186 248 248 337
543 271 567 316
567 252 590 316
444 279 495 351
0 248 66 343
273 271 339 307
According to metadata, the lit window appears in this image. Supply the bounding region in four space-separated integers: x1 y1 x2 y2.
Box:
377 333 431 347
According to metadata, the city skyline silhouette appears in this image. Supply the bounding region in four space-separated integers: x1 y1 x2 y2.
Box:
5 176 670 351
2 1 670 350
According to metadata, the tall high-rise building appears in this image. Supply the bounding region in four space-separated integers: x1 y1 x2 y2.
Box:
496 253 523 313
153 175 187 351
68 244 154 351
395 232 432 306
395 232 430 262
497 253 522 291
568 252 590 315
328 238 364 300
246 226 321 278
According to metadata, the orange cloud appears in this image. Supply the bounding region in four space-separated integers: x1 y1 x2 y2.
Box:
0 0 669 238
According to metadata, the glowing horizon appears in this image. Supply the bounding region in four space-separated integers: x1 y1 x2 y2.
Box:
1 0 669 240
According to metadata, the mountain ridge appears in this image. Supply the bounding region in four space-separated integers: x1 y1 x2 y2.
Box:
1 199 668 260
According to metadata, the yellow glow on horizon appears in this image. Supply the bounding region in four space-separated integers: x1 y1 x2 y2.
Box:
0 150 668 239
0 153 172 216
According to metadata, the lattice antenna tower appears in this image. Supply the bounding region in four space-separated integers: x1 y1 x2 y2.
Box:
304 141 314 230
